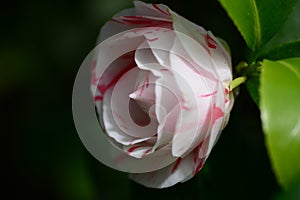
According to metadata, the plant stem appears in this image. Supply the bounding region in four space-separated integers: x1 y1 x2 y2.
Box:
229 76 247 91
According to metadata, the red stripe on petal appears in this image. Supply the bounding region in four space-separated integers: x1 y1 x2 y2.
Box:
152 3 169 16
193 141 204 163
139 84 145 96
127 146 142 154
213 106 224 123
141 148 152 158
206 34 217 49
94 95 103 101
179 98 190 110
171 157 182 173
145 75 150 88
119 17 172 28
111 18 125 24
147 37 159 42
97 63 136 96
91 72 100 86
123 16 144 19
160 69 169 72
133 82 140 92
225 88 230 94
199 90 218 98
193 157 205 176
122 18 154 25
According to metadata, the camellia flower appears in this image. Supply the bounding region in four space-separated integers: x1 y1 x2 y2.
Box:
87 1 234 188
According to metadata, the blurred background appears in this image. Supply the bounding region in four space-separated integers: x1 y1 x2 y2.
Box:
2 0 297 199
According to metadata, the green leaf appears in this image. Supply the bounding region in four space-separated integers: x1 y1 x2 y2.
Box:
260 58 300 189
257 0 300 60
219 0 297 51
246 76 260 105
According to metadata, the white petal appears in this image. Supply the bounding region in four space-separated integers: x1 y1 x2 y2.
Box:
110 67 158 138
103 88 155 146
207 32 232 84
129 153 195 188
133 1 170 18
169 53 215 157
153 104 180 150
172 28 218 82
205 82 226 153
134 30 176 76
123 145 153 159
98 1 172 43
170 10 232 84
101 142 177 173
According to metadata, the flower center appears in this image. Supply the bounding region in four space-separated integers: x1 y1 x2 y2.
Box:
129 98 151 127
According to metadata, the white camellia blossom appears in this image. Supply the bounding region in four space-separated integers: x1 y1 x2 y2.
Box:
77 1 234 188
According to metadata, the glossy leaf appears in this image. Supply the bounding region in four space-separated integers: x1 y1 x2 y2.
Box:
246 76 260 105
257 0 300 60
260 58 300 189
219 0 297 51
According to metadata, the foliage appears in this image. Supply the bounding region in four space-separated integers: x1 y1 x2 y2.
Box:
220 0 300 194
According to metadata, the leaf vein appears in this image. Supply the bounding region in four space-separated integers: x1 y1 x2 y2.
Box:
278 60 300 82
250 0 261 50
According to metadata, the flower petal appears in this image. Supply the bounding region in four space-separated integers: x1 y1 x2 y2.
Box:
129 152 194 188
103 88 156 146
110 67 158 138
169 52 215 157
98 1 172 43
207 32 232 84
133 1 170 18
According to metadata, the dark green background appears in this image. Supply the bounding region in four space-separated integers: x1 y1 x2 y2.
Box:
1 0 291 199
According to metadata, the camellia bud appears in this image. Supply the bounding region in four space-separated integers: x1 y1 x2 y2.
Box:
72 1 234 188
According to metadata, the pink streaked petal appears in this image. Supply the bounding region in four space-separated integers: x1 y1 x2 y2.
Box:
91 50 136 98
169 10 231 87
171 157 182 173
153 104 181 150
98 0 172 42
213 106 224 123
172 113 211 158
123 145 153 159
91 29 153 98
206 34 217 49
135 28 175 72
193 157 206 176
110 67 158 138
99 14 172 43
105 142 177 173
129 153 194 188
129 71 156 113
154 74 181 124
222 91 234 130
96 59 135 98
133 26 178 74
102 88 155 146
135 37 183 123
202 83 227 155
169 53 215 157
133 1 171 19
206 31 232 84
169 10 210 56
118 16 172 26
170 28 219 83
169 9 207 41
206 118 223 156
151 3 170 16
